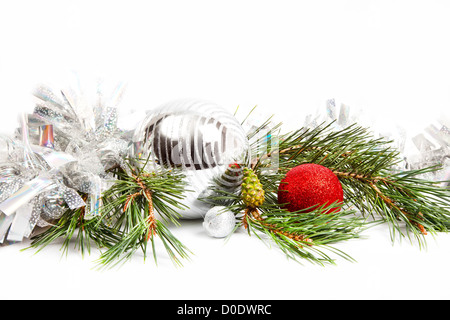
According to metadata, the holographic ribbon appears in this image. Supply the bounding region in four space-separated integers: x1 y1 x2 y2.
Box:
31 144 76 169
0 78 132 243
39 124 54 149
0 120 85 242
0 176 54 243
6 202 34 242
85 175 102 218
0 214 14 243
0 176 54 216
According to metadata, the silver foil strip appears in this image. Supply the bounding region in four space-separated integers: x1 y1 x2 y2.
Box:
0 176 54 216
0 214 14 243
6 202 33 242
31 145 76 169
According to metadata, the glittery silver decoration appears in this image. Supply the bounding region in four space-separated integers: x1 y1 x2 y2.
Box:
0 75 133 243
6 202 33 242
24 196 43 237
62 186 85 210
0 176 54 217
202 206 236 238
304 99 363 132
40 188 66 221
0 214 14 243
132 99 249 219
96 137 130 170
406 121 450 184
0 175 24 203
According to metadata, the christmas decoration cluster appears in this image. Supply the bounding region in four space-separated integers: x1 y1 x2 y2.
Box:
0 77 449 268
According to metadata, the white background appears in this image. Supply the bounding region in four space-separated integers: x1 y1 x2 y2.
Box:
1 0 450 300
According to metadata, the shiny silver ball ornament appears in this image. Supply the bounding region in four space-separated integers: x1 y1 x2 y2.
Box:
131 99 248 219
203 206 236 238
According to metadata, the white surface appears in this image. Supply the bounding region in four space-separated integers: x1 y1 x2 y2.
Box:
1 0 450 300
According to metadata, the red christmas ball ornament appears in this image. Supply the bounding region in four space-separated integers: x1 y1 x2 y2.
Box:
277 163 344 214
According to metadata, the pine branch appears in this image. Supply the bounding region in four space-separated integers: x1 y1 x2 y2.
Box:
250 120 450 245
95 165 192 268
246 204 366 265
28 203 119 257
29 163 192 268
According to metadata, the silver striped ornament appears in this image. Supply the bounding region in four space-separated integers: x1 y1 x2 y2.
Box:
131 99 248 218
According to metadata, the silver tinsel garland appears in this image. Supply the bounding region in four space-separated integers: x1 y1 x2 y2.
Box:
0 78 132 243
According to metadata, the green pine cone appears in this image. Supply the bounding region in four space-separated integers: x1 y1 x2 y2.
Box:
241 167 265 208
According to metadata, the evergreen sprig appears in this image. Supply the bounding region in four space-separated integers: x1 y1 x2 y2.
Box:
248 204 366 265
28 199 120 258
29 163 192 269
247 119 450 246
95 165 192 268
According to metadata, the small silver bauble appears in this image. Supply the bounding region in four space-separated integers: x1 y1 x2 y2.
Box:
202 206 236 238
131 99 248 219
